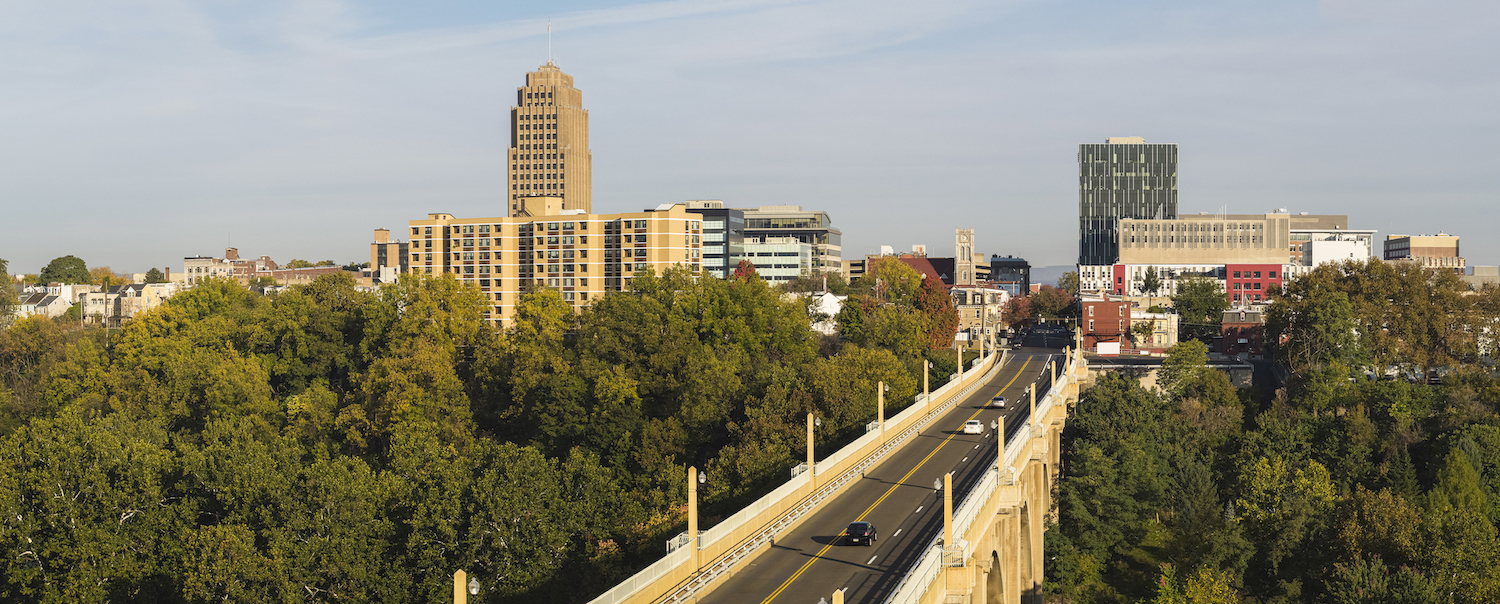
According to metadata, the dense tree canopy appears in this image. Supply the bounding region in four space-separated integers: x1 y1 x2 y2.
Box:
36 255 92 285
1050 262 1500 604
0 266 951 603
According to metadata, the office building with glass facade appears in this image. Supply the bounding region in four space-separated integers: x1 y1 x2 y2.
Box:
1078 137 1178 266
685 200 745 279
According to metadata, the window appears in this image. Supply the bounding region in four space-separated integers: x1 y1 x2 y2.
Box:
562 222 574 230
547 236 559 245
1089 307 1094 316
563 250 574 259
548 222 559 231
424 227 432 235
634 220 647 229
1253 271 1261 278
1270 271 1278 278
479 225 490 233
1233 271 1241 278
563 236 575 245
635 234 647 243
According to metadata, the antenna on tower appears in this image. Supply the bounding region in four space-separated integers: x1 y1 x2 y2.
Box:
548 19 552 64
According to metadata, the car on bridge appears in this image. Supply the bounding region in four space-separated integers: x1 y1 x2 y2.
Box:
990 395 1006 408
844 521 877 546
962 420 983 434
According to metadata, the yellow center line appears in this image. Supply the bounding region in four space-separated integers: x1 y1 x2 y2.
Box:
757 355 1035 604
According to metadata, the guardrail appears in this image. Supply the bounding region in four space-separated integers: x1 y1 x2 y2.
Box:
588 350 1009 604
882 352 1076 604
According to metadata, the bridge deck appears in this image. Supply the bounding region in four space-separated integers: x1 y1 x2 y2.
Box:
696 341 1065 604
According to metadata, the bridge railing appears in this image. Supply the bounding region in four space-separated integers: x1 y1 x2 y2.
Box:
589 350 1008 604
883 351 1076 604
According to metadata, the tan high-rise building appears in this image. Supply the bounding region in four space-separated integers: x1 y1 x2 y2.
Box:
509 61 592 215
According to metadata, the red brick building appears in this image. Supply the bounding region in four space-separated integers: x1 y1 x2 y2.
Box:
1081 293 1131 350
1221 308 1266 357
1224 263 1283 306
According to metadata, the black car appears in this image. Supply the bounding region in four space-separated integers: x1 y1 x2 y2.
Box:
845 521 877 546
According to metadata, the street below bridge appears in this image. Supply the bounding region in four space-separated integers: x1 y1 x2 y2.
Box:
695 342 1064 604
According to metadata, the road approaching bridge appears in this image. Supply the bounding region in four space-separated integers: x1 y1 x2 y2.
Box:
695 346 1060 604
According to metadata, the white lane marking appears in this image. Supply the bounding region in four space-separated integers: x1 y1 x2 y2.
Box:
973 444 980 449
893 528 903 538
915 506 923 514
962 457 968 462
867 555 878 564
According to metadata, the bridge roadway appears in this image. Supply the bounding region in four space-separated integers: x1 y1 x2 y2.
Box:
698 336 1068 604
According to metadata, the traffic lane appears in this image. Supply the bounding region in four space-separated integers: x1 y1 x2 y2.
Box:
701 353 1040 604
848 353 1056 603
706 351 1057 604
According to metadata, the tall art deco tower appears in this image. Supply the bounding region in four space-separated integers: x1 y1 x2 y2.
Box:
508 61 592 215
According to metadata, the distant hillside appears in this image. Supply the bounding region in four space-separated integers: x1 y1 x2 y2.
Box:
1029 265 1074 289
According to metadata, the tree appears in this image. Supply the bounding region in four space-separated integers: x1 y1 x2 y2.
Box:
1029 284 1074 320
1268 286 1362 375
1171 277 1228 343
1005 295 1032 330
0 258 15 322
36 255 91 284
286 259 314 269
860 257 924 306
1058 270 1080 295
1159 340 1209 396
315 260 336 267
732 259 757 280
144 268 167 283
1131 320 1155 348
1142 266 1162 298
915 275 958 350
88 266 126 290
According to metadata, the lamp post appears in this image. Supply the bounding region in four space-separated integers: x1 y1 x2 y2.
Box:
453 570 479 604
877 381 889 434
923 360 930 412
688 466 705 572
807 413 821 489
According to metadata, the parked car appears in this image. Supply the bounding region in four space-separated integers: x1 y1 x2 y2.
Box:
962 420 983 434
845 521 877 546
990 395 1007 408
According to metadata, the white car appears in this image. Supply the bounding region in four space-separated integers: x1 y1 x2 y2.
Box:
990 395 1007 408
962 420 983 434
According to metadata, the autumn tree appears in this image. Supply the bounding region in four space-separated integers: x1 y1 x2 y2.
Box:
915 275 958 350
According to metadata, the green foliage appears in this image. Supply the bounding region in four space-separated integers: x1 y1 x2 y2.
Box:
1142 266 1162 297
0 258 15 322
1054 280 1500 603
144 267 167 283
1059 270 1080 295
1030 284 1074 319
37 255 92 285
0 263 947 602
1171 277 1228 342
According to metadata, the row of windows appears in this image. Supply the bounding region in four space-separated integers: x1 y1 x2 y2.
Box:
514 163 564 171
1232 270 1276 279
413 219 703 239
514 153 564 160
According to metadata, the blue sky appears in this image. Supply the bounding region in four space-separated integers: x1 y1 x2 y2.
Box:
2 0 1497 276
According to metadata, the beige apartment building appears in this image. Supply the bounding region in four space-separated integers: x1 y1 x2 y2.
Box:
400 196 703 325
508 62 592 216
1383 233 1464 274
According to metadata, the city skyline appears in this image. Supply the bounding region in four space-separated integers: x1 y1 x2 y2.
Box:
2 0 1498 275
